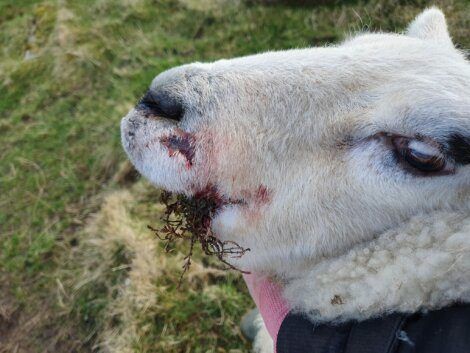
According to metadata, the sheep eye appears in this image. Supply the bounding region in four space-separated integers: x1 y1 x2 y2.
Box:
391 137 447 174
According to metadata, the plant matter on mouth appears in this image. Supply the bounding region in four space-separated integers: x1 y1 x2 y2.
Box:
148 189 250 287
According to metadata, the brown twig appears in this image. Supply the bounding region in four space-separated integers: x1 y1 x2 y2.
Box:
148 190 250 287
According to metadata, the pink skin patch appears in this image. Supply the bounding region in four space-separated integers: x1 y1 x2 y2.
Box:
193 184 246 210
196 184 272 229
191 185 272 220
253 185 271 205
240 184 271 206
240 185 272 205
160 128 196 169
239 185 272 223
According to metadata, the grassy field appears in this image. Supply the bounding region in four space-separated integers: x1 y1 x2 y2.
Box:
1 0 469 352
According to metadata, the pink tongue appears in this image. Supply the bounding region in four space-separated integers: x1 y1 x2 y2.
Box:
160 129 195 168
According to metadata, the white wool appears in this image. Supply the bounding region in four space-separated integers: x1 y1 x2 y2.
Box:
284 207 470 322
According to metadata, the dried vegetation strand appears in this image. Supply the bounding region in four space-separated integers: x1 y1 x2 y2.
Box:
148 190 250 286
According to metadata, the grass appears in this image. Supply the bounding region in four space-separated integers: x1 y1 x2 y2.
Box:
0 0 469 352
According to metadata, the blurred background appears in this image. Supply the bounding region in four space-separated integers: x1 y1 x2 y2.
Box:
0 0 469 352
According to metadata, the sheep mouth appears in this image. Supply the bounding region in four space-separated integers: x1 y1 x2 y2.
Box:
193 186 247 213
167 185 247 236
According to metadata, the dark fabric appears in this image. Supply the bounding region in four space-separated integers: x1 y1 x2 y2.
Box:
277 303 470 353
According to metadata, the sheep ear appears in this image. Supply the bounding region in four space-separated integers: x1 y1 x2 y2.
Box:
406 8 453 47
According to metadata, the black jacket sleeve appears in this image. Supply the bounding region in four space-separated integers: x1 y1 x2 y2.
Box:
277 304 470 353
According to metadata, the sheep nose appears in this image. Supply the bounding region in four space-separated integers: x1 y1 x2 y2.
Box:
136 89 183 122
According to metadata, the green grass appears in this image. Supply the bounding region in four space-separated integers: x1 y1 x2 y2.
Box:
1 0 469 352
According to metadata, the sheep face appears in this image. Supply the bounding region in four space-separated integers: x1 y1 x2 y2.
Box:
121 9 470 276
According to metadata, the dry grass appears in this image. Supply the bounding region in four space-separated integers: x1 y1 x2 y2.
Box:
73 182 250 353
82 189 164 353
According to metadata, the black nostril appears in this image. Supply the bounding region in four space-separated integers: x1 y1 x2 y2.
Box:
137 90 183 122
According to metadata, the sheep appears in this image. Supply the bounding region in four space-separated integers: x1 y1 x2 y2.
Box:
121 8 470 352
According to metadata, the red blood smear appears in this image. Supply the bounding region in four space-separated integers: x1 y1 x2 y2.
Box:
160 130 196 168
240 185 271 206
194 185 220 200
194 185 244 209
254 185 271 204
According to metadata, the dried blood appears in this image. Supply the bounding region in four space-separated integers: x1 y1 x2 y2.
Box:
160 129 196 168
